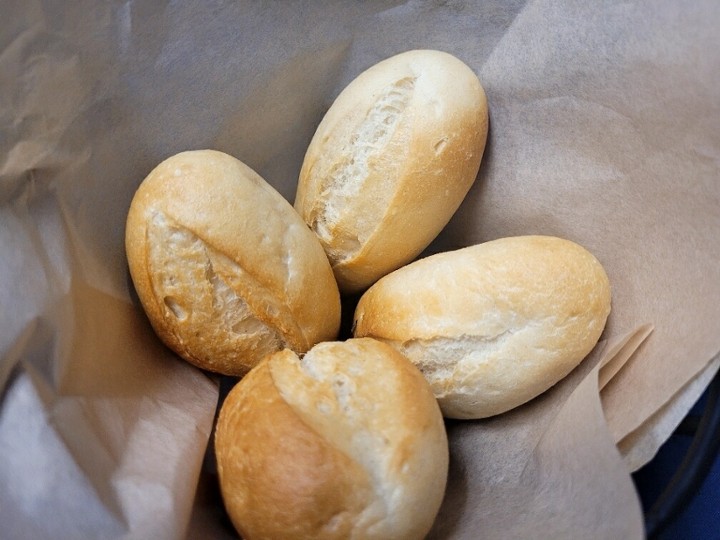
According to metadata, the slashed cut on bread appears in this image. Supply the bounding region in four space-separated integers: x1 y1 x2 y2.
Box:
125 150 341 376
215 338 449 540
353 236 612 419
295 49 489 293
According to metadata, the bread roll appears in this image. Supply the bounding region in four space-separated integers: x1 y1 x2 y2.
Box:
353 236 611 419
295 49 488 293
214 338 448 540
125 150 340 376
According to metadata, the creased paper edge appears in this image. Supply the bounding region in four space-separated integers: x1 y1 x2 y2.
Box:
619 352 720 472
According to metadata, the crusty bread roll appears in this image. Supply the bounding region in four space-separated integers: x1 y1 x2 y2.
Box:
125 150 341 376
295 49 488 294
353 236 612 419
214 338 449 540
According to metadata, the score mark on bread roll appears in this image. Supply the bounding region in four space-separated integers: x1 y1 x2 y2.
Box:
125 150 341 376
215 338 449 540
353 236 612 419
295 49 489 293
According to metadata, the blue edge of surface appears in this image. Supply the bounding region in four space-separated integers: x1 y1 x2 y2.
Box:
633 387 720 540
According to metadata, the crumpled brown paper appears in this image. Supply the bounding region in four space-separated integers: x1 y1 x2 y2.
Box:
2 1 719 539
428 330 648 540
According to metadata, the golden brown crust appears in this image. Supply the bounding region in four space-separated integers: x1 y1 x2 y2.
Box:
216 358 373 540
353 236 612 419
125 150 341 375
215 339 449 540
295 50 488 293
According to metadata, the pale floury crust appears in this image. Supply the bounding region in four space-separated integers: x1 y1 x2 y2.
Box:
125 150 341 376
215 338 449 540
353 236 612 419
295 49 489 294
